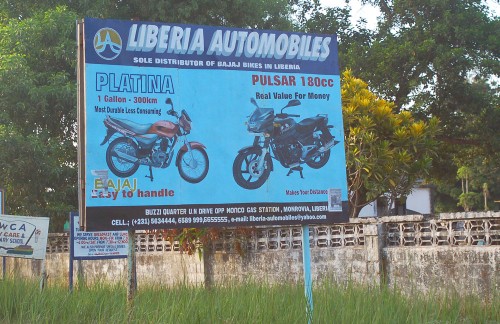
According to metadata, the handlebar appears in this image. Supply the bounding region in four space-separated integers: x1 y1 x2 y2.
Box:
276 113 300 118
166 98 177 117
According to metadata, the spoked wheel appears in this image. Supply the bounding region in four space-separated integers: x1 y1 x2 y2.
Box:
106 137 140 177
233 147 272 190
306 134 331 169
177 148 209 183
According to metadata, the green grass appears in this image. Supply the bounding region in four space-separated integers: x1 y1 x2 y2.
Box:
0 278 498 323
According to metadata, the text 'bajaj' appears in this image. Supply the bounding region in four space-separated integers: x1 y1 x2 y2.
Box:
233 98 339 189
100 98 209 183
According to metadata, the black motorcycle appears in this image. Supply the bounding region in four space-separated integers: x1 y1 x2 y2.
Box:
233 98 339 189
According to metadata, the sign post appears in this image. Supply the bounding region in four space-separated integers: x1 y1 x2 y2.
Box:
302 225 313 323
127 229 136 309
0 189 5 279
69 212 128 291
69 215 74 292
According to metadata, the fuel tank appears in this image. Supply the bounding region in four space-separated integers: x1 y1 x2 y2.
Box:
148 120 179 138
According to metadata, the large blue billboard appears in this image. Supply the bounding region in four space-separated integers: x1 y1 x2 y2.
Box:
79 18 348 231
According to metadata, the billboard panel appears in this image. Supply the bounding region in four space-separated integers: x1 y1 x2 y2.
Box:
0 215 49 260
71 212 128 259
78 18 348 230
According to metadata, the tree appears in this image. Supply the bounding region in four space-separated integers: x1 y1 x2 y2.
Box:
348 0 500 212
0 1 301 231
294 0 375 73
0 7 78 229
67 0 295 30
482 182 490 211
4 0 492 230
342 70 439 217
456 166 473 211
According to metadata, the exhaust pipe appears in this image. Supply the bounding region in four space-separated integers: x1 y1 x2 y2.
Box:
318 139 339 153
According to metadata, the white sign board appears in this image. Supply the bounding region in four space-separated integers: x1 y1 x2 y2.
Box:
0 215 50 260
71 213 128 259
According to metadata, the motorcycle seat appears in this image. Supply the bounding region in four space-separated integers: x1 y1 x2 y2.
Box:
108 116 152 135
296 116 324 133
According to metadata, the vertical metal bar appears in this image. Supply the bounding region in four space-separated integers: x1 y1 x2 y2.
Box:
1 189 5 279
76 20 87 229
127 230 136 304
77 260 84 289
39 260 47 291
69 213 74 292
302 224 313 324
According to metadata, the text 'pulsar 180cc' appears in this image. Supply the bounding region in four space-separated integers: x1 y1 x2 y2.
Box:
100 98 209 183
233 98 339 189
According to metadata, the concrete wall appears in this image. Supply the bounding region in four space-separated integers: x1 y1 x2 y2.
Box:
204 246 371 286
1 212 499 298
3 252 204 287
384 247 499 296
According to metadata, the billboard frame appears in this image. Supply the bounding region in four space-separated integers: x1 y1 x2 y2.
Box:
77 18 349 232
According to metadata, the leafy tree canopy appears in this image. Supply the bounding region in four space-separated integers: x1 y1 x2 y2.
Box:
0 0 497 230
0 7 78 229
342 70 439 217
349 0 500 211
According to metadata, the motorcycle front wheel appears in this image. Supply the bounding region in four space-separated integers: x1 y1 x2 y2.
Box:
177 148 209 183
306 134 331 169
106 137 140 177
233 147 272 190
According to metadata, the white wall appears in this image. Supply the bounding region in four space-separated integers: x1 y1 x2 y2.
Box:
358 187 432 217
407 187 432 214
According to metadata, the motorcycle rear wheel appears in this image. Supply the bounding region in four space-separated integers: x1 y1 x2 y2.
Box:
177 148 209 183
233 147 272 190
306 134 331 169
106 137 140 177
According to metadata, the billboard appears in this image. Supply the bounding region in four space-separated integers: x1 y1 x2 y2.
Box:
70 212 128 259
0 215 50 260
78 18 348 231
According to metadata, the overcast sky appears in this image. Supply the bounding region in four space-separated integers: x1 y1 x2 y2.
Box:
319 0 380 29
319 0 499 30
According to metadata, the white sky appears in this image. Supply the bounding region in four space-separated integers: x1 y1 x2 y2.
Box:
319 0 381 29
319 0 499 30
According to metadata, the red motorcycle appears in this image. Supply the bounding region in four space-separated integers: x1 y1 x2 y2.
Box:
100 98 209 183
